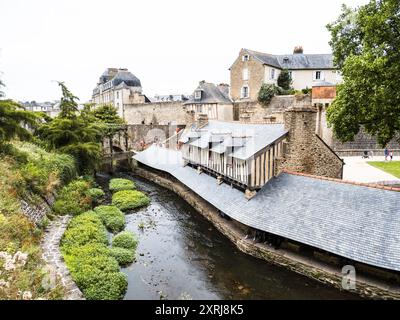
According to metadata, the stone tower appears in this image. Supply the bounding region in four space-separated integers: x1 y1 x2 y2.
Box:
277 101 344 179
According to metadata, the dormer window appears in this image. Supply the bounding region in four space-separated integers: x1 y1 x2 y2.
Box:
283 57 290 63
194 90 202 100
243 54 250 62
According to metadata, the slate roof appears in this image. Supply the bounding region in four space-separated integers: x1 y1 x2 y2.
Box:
180 120 288 160
244 49 334 70
133 145 400 272
184 82 232 105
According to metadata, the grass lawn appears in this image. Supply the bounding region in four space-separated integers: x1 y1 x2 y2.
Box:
367 161 400 179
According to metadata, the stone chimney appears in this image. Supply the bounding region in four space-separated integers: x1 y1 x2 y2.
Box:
217 83 230 97
195 113 208 128
293 46 304 54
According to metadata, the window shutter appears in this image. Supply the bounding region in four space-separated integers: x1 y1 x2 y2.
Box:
321 71 325 81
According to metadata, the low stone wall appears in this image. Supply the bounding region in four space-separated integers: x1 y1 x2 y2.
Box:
41 215 84 300
124 101 186 125
20 193 55 225
135 166 400 300
235 95 311 123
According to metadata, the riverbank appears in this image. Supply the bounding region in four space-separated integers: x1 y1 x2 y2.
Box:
134 166 400 300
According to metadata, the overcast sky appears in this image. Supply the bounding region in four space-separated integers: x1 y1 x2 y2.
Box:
0 0 369 103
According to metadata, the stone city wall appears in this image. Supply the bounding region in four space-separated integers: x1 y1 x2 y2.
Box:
236 95 311 123
124 101 186 125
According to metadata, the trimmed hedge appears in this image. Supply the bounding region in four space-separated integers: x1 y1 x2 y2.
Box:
94 205 125 233
86 188 105 205
109 178 135 193
112 190 150 211
112 231 138 251
61 214 128 300
61 211 108 253
53 179 92 216
109 247 135 266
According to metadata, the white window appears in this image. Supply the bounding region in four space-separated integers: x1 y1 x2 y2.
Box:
270 68 276 80
116 91 119 99
314 70 325 81
242 68 249 81
243 54 249 62
241 86 249 98
194 90 202 100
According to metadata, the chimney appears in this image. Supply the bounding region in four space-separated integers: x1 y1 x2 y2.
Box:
195 113 208 128
293 46 304 54
217 83 230 97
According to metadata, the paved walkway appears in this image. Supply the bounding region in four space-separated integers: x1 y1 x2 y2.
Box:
342 156 400 184
41 215 84 300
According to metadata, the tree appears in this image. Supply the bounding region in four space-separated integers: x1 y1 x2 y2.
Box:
0 80 38 145
277 69 292 90
57 81 79 119
258 84 283 107
36 83 102 173
326 0 400 146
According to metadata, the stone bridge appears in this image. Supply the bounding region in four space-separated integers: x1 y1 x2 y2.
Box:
103 124 186 154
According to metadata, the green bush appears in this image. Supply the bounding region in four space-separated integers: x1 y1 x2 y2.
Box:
109 178 135 193
258 84 281 106
112 231 138 251
112 190 150 211
83 271 128 300
87 188 105 205
94 205 125 233
109 247 135 266
61 211 108 253
62 243 128 300
53 179 92 215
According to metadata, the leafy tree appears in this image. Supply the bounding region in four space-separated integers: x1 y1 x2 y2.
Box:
277 69 292 90
36 83 102 173
258 84 282 106
0 80 38 146
326 0 400 146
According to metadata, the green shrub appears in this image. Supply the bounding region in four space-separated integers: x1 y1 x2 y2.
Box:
112 190 150 211
258 84 281 106
109 178 135 193
61 211 108 253
109 247 135 266
87 188 105 205
83 271 128 300
94 205 125 233
62 243 128 300
112 231 138 251
53 179 92 215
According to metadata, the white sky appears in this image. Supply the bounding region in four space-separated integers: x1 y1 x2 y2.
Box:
0 0 369 103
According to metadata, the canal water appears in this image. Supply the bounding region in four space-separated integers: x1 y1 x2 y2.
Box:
97 173 358 300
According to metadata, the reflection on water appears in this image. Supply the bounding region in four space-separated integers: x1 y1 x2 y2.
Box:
97 173 359 300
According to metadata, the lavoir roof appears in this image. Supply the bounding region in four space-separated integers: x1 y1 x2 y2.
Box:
134 145 400 272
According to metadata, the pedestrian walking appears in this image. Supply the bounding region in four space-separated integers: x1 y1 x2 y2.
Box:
384 147 389 161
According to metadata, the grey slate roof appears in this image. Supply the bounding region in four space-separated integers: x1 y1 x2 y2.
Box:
184 82 232 105
245 49 334 70
133 145 400 272
180 120 288 160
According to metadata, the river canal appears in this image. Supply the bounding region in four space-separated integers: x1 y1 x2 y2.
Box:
97 173 358 300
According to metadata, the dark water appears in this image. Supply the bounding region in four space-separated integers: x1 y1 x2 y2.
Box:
97 173 359 300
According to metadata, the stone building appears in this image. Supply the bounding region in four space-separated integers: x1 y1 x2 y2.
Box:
183 81 234 121
91 68 149 118
230 48 341 101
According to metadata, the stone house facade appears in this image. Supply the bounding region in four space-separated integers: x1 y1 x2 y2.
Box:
183 81 234 122
230 48 341 101
91 68 149 118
